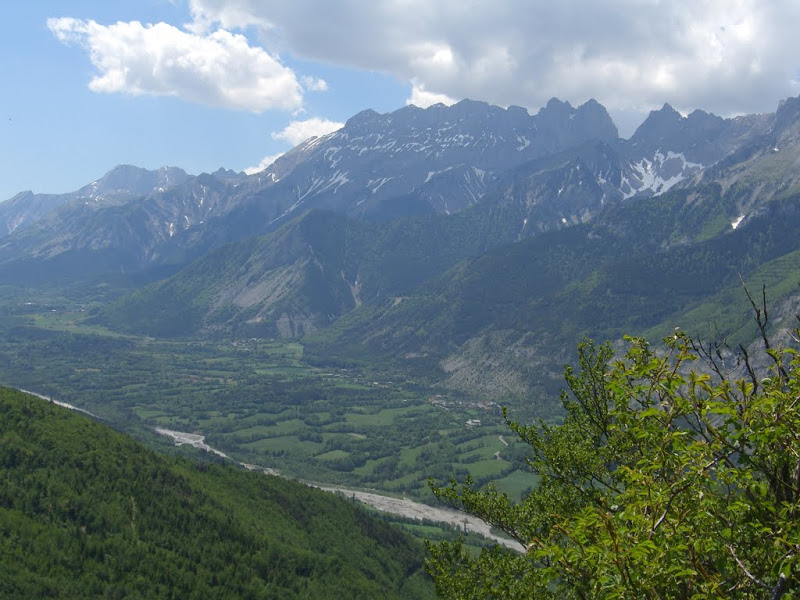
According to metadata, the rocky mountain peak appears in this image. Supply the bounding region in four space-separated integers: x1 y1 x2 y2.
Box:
534 97 618 150
773 95 800 141
506 105 530 119
537 97 574 121
4 190 34 204
0 165 195 243
573 99 619 141
626 99 778 168
85 165 190 201
449 98 493 116
210 168 247 182
4 93 800 290
630 104 684 145
343 108 381 130
250 96 637 226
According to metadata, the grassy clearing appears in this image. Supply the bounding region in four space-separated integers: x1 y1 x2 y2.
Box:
493 470 539 502
133 408 167 419
399 443 436 467
345 405 423 426
242 436 323 455
463 459 511 479
315 450 351 461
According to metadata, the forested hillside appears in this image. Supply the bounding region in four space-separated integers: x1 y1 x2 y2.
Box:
0 387 434 599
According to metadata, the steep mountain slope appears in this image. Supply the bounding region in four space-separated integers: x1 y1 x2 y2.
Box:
5 95 800 408
306 187 800 404
100 131 800 344
0 387 434 599
77 94 800 412
98 211 363 337
96 207 521 337
258 98 618 222
690 95 800 219
0 172 250 284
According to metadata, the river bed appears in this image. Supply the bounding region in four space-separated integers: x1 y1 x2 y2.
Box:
154 427 523 551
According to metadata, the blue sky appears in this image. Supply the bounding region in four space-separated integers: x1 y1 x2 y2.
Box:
3 0 799 201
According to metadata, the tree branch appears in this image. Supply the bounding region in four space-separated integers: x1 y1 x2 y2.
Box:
727 545 770 590
771 573 788 600
740 276 789 381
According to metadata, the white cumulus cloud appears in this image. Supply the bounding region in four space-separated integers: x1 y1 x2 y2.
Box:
243 117 343 175
244 152 284 175
47 17 303 112
301 76 328 92
186 0 800 131
407 80 456 108
271 118 344 146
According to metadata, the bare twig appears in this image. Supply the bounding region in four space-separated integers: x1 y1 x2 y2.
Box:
738 343 759 395
740 276 790 382
691 337 727 382
650 456 726 538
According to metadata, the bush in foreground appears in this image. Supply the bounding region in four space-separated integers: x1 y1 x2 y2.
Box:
428 322 800 598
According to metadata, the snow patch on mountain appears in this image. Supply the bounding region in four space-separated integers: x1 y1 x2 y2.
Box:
324 146 342 168
460 167 489 204
270 196 306 225
625 151 704 197
424 167 454 183
324 171 350 194
368 177 393 194
6 215 25 234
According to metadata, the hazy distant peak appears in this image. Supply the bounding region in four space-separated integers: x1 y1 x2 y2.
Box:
506 105 530 118
544 97 573 110
344 108 381 129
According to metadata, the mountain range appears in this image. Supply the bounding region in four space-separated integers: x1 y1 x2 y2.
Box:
3 94 800 403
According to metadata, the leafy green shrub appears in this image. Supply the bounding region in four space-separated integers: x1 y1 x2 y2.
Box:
428 325 800 598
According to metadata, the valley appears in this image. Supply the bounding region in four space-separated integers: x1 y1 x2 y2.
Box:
4 90 800 596
153 422 524 550
0 297 535 507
